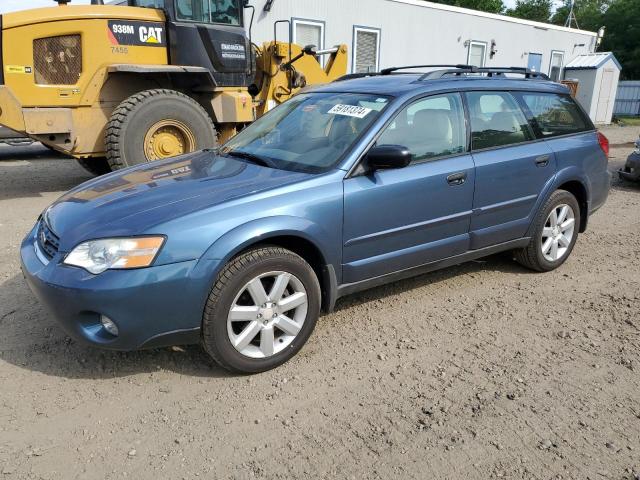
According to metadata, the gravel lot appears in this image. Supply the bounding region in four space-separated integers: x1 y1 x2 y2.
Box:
0 127 639 480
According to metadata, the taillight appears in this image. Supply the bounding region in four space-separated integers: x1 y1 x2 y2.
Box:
597 131 609 158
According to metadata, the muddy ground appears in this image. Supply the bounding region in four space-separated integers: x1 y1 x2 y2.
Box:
0 126 639 480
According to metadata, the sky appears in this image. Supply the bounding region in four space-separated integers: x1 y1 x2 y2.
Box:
0 0 562 15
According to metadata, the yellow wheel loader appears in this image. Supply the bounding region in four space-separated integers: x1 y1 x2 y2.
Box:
0 0 347 174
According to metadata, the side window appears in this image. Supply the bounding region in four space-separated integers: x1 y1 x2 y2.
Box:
520 93 589 138
175 0 241 25
466 91 534 150
377 93 466 163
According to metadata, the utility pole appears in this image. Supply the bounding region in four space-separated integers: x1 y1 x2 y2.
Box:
564 0 579 29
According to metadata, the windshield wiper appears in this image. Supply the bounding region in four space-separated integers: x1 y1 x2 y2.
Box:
223 150 272 168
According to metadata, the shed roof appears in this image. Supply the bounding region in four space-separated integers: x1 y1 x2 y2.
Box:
565 52 622 71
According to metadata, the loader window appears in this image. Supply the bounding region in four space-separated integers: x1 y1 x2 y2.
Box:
175 0 241 26
221 93 390 174
130 0 165 7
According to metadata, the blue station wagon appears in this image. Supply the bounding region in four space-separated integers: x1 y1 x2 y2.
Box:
21 66 611 373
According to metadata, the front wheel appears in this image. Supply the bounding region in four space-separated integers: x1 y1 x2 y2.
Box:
515 190 581 272
202 247 321 373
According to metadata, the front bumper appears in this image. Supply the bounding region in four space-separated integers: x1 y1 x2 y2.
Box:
20 225 205 350
619 152 640 182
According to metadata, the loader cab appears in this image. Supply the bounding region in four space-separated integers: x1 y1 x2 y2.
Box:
128 0 253 87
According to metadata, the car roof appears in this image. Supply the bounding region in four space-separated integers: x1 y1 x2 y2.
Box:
311 74 570 98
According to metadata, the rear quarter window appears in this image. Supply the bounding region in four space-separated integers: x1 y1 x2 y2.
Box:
520 93 590 138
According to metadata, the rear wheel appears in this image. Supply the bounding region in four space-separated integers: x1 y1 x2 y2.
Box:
76 158 112 176
202 246 321 373
515 190 581 272
105 89 217 170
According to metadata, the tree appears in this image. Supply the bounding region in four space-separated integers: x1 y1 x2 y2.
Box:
601 0 640 79
427 0 506 14
506 0 553 22
551 0 612 31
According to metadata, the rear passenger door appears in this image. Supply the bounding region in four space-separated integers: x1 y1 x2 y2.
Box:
342 93 475 284
466 91 556 250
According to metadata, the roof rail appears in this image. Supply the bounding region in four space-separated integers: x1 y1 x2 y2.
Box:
418 66 551 81
380 64 473 75
334 72 380 82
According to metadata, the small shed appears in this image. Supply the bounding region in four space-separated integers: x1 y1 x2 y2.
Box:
563 52 622 125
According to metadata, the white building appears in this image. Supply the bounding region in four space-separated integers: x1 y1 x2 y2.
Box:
249 0 598 82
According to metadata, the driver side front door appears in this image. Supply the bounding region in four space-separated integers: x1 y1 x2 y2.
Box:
342 93 475 284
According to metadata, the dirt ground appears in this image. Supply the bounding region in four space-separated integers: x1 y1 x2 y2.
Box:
0 126 639 480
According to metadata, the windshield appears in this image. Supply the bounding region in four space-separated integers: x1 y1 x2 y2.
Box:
175 0 242 26
222 93 390 173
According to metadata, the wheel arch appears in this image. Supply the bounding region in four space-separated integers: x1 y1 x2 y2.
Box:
556 180 589 233
194 218 340 314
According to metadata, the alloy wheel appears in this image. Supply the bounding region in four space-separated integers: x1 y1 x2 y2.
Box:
541 204 576 262
227 271 308 359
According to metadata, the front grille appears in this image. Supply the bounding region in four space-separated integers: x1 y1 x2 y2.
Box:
37 221 60 259
33 34 82 85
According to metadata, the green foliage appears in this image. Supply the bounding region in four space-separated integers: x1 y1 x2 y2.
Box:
551 0 612 30
601 0 640 79
506 0 553 22
427 0 505 14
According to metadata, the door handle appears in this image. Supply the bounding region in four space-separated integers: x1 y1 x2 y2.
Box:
447 172 467 186
535 155 550 167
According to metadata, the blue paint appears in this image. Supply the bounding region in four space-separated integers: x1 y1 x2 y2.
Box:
21 74 611 351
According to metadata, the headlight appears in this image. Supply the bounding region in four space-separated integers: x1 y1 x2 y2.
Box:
64 237 165 274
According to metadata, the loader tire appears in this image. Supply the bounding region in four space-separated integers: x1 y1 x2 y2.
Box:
106 89 217 170
76 158 112 176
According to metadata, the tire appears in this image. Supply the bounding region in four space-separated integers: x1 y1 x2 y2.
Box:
202 246 321 374
76 158 112 176
105 89 217 170
515 189 581 272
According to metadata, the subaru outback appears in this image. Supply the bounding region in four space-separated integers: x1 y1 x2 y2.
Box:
21 66 611 373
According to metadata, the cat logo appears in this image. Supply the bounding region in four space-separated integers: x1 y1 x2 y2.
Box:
107 20 166 48
139 26 163 45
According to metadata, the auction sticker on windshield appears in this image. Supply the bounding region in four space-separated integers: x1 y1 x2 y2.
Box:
328 104 373 118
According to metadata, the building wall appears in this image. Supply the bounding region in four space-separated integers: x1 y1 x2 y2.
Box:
247 0 597 76
566 69 597 117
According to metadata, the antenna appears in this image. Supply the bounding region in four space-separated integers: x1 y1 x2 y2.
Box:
564 0 579 29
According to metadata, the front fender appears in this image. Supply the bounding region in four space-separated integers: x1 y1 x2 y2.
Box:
188 216 340 316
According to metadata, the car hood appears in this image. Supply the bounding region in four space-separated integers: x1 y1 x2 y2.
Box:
45 152 313 249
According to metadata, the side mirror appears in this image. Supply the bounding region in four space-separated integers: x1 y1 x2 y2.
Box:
366 145 412 170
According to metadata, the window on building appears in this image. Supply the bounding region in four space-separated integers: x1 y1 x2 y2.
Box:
377 93 467 163
520 93 589 137
175 0 241 25
467 41 487 68
353 27 381 74
293 19 325 66
465 91 534 150
549 51 564 82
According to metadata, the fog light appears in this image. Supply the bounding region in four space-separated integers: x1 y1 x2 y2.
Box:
100 315 119 336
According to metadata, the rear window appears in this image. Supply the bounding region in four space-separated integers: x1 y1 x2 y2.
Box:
520 93 590 138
